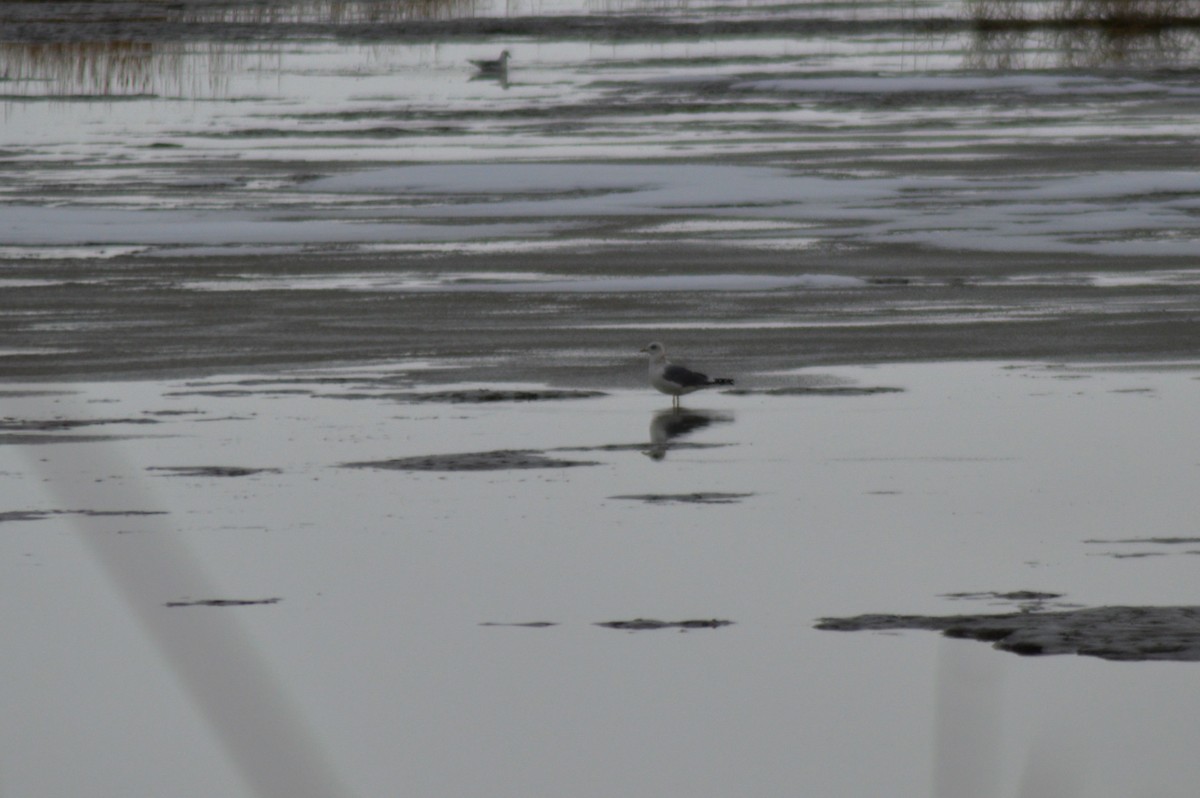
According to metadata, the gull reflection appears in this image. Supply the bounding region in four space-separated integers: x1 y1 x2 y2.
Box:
468 71 511 89
644 407 733 461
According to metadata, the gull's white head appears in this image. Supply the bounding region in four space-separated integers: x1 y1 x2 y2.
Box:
640 342 666 359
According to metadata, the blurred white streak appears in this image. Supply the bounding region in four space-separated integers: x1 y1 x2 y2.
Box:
933 639 1005 798
33 417 353 798
1015 723 1086 798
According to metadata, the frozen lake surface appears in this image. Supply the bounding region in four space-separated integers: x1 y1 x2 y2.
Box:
3 0 1200 379
4 2 1200 796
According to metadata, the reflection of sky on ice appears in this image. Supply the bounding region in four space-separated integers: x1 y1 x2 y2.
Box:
5 361 1200 797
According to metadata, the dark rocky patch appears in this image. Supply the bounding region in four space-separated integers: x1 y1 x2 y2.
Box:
343 449 600 472
148 466 281 478
165 598 282 607
817 606 1200 661
596 618 734 631
609 492 754 504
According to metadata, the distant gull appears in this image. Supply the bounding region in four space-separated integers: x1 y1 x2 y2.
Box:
640 342 734 408
470 50 511 76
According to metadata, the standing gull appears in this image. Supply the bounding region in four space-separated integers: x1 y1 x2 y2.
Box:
640 342 734 408
470 50 511 76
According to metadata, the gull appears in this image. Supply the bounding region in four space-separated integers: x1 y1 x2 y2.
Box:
640 342 734 408
470 50 511 76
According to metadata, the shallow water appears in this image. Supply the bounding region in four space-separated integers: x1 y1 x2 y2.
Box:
4 361 1200 797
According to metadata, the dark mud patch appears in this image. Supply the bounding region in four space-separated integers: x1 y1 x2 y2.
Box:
0 509 168 524
343 449 600 472
185 377 371 388
940 591 1078 614
1085 537 1200 558
1086 537 1200 545
0 416 159 431
0 433 154 446
610 492 754 504
724 386 904 397
0 390 75 398
817 606 1200 661
596 618 734 631
334 388 607 404
165 598 282 608
163 387 316 398
479 621 559 628
148 466 282 478
942 590 1067 605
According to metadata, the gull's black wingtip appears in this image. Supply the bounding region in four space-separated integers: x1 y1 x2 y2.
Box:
713 378 735 386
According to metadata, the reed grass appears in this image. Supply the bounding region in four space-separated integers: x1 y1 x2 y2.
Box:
969 0 1200 30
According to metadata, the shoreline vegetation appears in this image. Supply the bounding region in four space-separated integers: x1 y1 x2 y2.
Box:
1 1 1200 36
4 2 1200 94
969 0 1200 32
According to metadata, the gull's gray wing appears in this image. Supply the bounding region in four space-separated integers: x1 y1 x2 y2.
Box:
663 363 712 388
